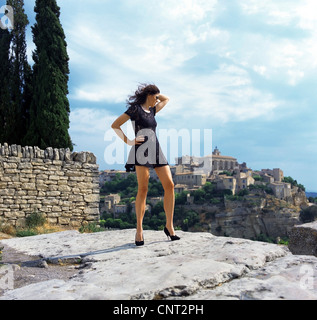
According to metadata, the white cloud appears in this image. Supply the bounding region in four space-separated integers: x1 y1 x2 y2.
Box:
158 0 218 21
252 65 267 76
222 30 315 86
65 19 196 103
240 0 317 31
239 0 299 26
297 0 317 31
224 0 316 86
184 23 230 46
153 64 281 127
70 108 114 134
60 0 313 124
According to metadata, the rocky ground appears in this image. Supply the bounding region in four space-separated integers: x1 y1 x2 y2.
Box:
1 229 317 300
0 243 79 297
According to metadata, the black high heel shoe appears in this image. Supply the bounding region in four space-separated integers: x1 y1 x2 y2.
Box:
135 234 144 246
164 227 180 241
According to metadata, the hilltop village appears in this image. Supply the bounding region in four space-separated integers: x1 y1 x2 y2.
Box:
99 147 303 216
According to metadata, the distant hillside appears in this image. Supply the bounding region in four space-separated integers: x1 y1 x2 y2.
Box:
306 192 317 198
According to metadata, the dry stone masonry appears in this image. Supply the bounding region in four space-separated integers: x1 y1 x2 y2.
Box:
0 143 100 228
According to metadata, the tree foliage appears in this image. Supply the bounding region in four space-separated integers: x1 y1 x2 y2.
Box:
300 206 317 223
0 27 12 142
0 0 32 145
23 0 73 150
101 174 164 198
283 176 305 192
0 0 72 149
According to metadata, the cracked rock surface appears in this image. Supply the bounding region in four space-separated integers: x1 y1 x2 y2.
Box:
1 230 317 300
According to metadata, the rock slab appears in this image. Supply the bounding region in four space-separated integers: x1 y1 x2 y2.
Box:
1 230 317 300
288 221 317 256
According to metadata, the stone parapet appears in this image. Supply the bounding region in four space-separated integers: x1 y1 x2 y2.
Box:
0 143 100 228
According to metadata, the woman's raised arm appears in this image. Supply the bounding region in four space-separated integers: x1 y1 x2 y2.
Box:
155 94 170 114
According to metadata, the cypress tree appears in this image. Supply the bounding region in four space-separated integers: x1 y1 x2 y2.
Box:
0 27 12 143
24 0 73 150
6 0 32 145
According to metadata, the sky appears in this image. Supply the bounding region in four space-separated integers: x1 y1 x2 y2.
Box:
14 0 317 191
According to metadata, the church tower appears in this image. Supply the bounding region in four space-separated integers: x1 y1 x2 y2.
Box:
212 146 221 156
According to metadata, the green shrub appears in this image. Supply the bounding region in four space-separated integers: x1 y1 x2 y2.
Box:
248 184 274 195
255 233 275 243
277 237 289 245
253 175 263 181
101 218 134 230
225 195 242 201
175 191 188 205
237 189 249 197
79 223 102 233
16 229 38 237
300 206 317 223
283 176 305 192
26 212 46 228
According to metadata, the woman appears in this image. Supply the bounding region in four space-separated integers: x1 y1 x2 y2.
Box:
111 84 180 246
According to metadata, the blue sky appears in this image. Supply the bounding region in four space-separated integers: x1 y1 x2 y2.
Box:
19 0 317 191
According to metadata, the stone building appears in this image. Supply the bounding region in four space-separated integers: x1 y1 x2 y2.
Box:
235 171 255 191
174 184 188 194
147 197 163 207
175 147 239 175
103 193 121 210
174 146 244 193
214 171 254 195
113 204 128 216
216 176 237 195
269 182 292 200
211 147 239 173
258 168 284 182
99 170 131 187
174 172 207 188
101 193 128 217
273 168 284 182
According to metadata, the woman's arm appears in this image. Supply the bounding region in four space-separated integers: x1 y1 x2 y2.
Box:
111 114 144 146
155 94 170 114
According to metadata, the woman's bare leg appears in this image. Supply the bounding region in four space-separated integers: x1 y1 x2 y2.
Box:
135 166 150 241
155 165 176 235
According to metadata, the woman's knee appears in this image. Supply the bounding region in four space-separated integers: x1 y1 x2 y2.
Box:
164 179 175 192
137 185 149 196
136 166 150 195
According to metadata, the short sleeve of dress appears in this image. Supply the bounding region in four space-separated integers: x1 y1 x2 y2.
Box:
124 105 137 120
153 106 157 116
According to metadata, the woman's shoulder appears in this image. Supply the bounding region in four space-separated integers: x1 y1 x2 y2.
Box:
125 104 140 119
125 104 138 113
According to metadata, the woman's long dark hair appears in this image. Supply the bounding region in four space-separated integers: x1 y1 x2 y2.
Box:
127 83 160 108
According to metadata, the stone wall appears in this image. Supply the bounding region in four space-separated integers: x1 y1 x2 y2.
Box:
0 143 100 228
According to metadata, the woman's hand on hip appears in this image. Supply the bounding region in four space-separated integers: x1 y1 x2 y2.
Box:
128 136 145 146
